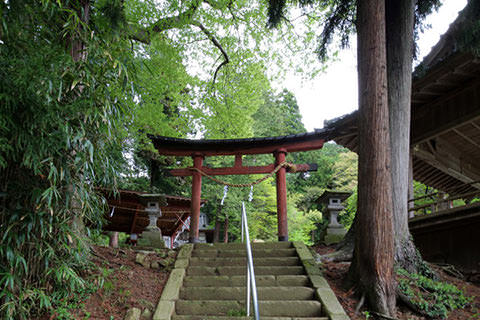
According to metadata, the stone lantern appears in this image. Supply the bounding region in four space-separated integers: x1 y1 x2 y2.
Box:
317 190 351 245
138 194 167 248
145 200 162 231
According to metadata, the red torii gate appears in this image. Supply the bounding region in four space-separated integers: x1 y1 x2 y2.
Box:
148 131 330 242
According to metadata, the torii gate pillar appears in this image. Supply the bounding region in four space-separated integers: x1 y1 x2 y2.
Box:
189 154 203 243
275 149 288 241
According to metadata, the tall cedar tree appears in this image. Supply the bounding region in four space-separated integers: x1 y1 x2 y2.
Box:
267 0 441 315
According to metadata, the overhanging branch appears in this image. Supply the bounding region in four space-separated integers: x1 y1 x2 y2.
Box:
191 21 229 85
129 2 230 85
129 1 201 44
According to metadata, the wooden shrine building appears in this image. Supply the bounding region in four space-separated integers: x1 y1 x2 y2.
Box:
101 189 206 247
148 131 331 242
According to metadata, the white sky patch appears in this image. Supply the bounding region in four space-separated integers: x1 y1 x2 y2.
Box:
281 0 468 132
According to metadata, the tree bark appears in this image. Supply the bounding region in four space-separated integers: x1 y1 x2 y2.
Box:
386 0 422 273
350 0 396 315
69 0 90 62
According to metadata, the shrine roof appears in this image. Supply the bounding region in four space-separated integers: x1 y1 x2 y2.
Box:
99 189 206 236
148 129 332 156
99 188 203 205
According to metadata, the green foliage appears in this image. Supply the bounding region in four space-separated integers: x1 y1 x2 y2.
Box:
295 186 323 213
0 1 362 318
287 194 318 245
267 0 442 61
227 308 248 316
339 188 357 229
130 35 196 140
292 143 357 233
0 1 133 318
362 310 372 319
253 89 306 138
48 276 100 320
201 58 270 139
330 151 358 191
248 178 278 241
397 268 473 318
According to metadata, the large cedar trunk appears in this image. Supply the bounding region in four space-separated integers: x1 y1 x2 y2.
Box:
385 0 422 273
349 0 396 315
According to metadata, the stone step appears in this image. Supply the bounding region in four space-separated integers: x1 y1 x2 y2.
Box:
195 242 293 250
175 300 323 317
180 286 315 301
187 266 305 276
183 275 311 287
192 248 297 258
189 256 301 267
172 316 328 320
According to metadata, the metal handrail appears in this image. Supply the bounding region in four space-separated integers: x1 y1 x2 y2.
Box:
241 202 260 319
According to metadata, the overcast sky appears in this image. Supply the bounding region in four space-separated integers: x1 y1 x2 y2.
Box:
282 0 468 132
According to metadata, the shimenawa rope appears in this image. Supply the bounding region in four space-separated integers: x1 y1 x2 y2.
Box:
189 161 295 188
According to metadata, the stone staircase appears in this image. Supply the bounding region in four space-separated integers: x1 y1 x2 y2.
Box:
153 242 349 320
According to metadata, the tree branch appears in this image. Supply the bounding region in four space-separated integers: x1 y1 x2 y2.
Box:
191 21 229 85
129 1 229 84
203 0 231 10
129 1 201 44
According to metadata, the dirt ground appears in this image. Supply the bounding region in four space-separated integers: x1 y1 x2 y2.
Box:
71 245 173 320
314 244 480 320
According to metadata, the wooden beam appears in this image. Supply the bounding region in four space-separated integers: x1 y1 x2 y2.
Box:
160 205 191 212
412 81 480 144
129 204 141 235
414 114 480 147
413 145 480 190
470 121 480 132
452 128 480 151
412 53 475 94
169 163 316 177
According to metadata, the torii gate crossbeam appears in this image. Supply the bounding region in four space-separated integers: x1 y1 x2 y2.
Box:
148 130 331 242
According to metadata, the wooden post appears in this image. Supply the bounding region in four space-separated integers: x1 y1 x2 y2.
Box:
408 152 415 218
189 154 203 243
213 204 222 243
223 216 229 243
275 149 288 241
109 231 119 248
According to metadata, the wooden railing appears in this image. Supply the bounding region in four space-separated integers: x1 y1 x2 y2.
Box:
408 181 480 217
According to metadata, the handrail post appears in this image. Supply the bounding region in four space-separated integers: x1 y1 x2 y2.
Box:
242 202 260 320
